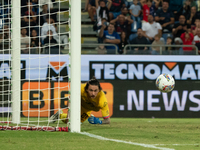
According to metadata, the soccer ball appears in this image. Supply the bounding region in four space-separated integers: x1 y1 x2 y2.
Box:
155 73 175 93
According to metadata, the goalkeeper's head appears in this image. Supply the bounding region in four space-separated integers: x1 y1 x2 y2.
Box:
85 77 102 99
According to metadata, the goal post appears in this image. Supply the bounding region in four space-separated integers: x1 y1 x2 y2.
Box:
0 0 81 132
70 0 81 132
12 0 21 124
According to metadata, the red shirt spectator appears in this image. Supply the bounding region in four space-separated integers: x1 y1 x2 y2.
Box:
142 4 150 22
180 32 194 51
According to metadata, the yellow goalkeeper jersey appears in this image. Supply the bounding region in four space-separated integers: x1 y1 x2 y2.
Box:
81 84 110 119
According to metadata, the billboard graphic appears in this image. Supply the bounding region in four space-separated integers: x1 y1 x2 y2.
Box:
21 82 113 118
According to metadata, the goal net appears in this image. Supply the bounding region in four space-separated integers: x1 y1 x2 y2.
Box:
0 0 81 132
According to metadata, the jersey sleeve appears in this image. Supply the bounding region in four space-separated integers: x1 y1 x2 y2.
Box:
99 91 110 119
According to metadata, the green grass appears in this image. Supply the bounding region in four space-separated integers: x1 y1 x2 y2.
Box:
1 118 200 150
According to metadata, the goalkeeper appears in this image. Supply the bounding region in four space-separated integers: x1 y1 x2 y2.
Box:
50 77 110 124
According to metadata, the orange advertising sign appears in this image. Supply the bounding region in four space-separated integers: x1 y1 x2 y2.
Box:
22 82 113 118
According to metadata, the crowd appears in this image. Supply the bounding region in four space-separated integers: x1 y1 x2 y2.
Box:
0 0 69 54
85 0 200 54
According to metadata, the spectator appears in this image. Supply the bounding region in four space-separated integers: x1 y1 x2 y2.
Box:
87 0 97 23
21 44 30 54
118 31 128 54
44 30 58 45
41 15 58 42
185 6 197 27
95 45 107 54
141 0 157 22
39 0 53 12
2 25 10 41
172 15 190 42
30 29 41 47
96 18 108 43
99 23 120 54
96 0 111 26
109 0 125 20
194 30 200 44
155 1 174 32
142 14 162 43
110 14 133 35
154 0 163 9
130 28 149 51
165 36 174 54
0 1 10 26
151 34 164 55
180 31 194 52
21 28 30 49
169 0 183 22
22 1 37 27
192 18 200 36
37 4 49 26
129 0 141 29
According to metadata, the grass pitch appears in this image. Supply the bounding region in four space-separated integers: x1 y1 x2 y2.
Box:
1 118 200 150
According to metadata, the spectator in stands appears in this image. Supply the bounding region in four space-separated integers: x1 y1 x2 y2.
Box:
169 0 183 22
95 0 111 27
154 0 163 9
87 0 97 23
37 4 49 26
180 31 194 52
194 30 200 44
172 15 190 43
141 0 157 22
41 15 58 43
110 14 133 35
31 0 39 15
151 34 164 55
129 0 141 30
118 31 128 54
155 1 174 32
99 23 120 54
54 24 69 49
44 30 58 45
142 14 162 43
0 1 10 25
130 28 149 51
109 0 125 20
39 0 53 12
95 45 107 54
21 44 30 54
192 18 200 36
21 28 30 49
22 1 37 27
84 0 96 12
165 36 174 54
186 6 197 27
30 29 41 47
2 25 10 41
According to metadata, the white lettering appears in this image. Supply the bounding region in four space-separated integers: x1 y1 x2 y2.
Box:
92 64 104 79
104 64 114 79
144 64 160 80
147 90 161 111
195 64 200 79
116 64 127 80
182 64 197 80
163 90 187 111
0 63 11 79
189 90 200 111
162 65 180 79
128 64 143 79
127 90 144 111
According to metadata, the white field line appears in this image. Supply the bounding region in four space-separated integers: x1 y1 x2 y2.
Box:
79 132 174 150
153 144 199 146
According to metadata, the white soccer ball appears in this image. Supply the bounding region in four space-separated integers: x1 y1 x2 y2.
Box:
155 73 175 93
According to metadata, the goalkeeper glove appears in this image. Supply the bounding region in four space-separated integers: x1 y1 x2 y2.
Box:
88 116 102 124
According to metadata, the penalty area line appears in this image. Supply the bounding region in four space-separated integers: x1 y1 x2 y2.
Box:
79 132 174 150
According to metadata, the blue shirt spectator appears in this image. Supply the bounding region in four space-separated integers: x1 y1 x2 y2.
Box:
99 23 121 54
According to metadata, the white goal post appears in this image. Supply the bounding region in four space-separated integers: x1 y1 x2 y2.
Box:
0 0 81 132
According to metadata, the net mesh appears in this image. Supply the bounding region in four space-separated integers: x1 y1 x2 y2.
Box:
0 0 70 131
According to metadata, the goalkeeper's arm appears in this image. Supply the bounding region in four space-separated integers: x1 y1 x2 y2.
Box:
88 115 110 124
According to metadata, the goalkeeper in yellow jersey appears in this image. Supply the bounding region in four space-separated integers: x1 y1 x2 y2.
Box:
50 77 110 124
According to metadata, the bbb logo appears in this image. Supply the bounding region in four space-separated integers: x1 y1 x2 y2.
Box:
46 61 68 81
